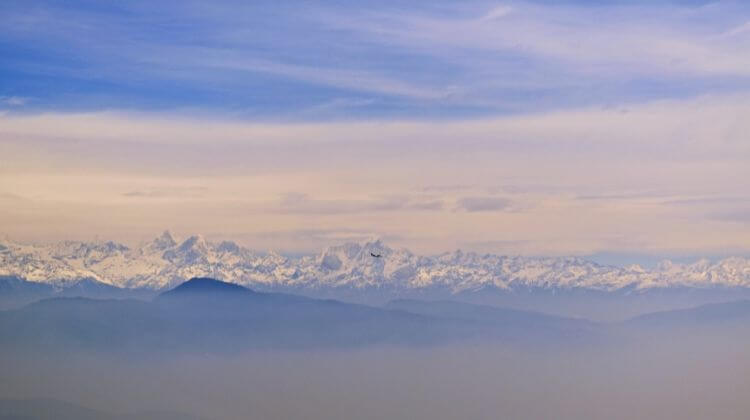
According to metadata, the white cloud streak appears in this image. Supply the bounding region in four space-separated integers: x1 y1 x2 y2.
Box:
0 96 29 106
320 2 750 78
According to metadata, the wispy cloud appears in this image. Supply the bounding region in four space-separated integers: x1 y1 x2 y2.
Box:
0 96 29 106
2 1 750 256
200 57 449 100
721 20 750 38
325 2 750 77
276 192 443 215
0 192 27 201
420 184 475 193
478 5 514 22
3 1 750 116
712 209 750 223
456 196 512 212
122 186 208 199
575 191 675 201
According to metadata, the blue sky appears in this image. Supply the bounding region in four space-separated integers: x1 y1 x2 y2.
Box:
1 0 749 259
3 0 750 119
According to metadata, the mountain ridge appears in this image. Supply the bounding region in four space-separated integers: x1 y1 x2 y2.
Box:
2 232 750 296
0 276 601 353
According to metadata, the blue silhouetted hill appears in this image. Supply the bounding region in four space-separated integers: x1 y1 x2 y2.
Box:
158 277 257 298
0 277 603 355
155 277 310 310
0 275 153 310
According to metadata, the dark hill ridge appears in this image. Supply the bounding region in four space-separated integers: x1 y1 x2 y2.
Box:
158 277 255 297
0 277 603 354
0 276 155 310
155 277 311 307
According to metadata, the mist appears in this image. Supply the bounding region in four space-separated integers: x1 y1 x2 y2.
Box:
3 279 750 419
2 331 750 420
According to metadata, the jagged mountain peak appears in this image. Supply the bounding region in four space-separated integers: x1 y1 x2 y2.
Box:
152 230 177 249
626 264 646 273
161 235 211 265
321 238 407 258
2 232 750 293
81 240 129 254
216 240 242 254
317 238 408 270
177 234 206 251
657 259 677 271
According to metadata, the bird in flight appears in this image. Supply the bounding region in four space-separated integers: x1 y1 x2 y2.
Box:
370 252 382 258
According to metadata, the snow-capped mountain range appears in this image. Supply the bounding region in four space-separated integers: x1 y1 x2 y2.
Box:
1 231 749 293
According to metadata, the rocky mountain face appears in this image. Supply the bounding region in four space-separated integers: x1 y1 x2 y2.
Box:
2 232 749 296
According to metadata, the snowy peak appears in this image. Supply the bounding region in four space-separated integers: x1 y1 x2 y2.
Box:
1 233 750 294
152 230 177 250
318 239 411 265
315 239 418 287
216 240 242 254
163 235 210 264
177 234 207 252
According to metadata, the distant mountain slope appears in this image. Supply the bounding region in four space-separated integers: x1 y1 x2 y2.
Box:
386 299 599 341
0 277 598 353
0 275 153 310
7 277 748 354
386 299 593 328
615 300 750 347
2 233 750 297
0 275 54 309
0 274 53 297
626 299 750 328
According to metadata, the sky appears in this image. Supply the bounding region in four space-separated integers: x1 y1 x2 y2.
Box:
1 0 749 260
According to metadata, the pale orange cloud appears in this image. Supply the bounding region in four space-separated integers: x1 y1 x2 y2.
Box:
1 94 749 256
